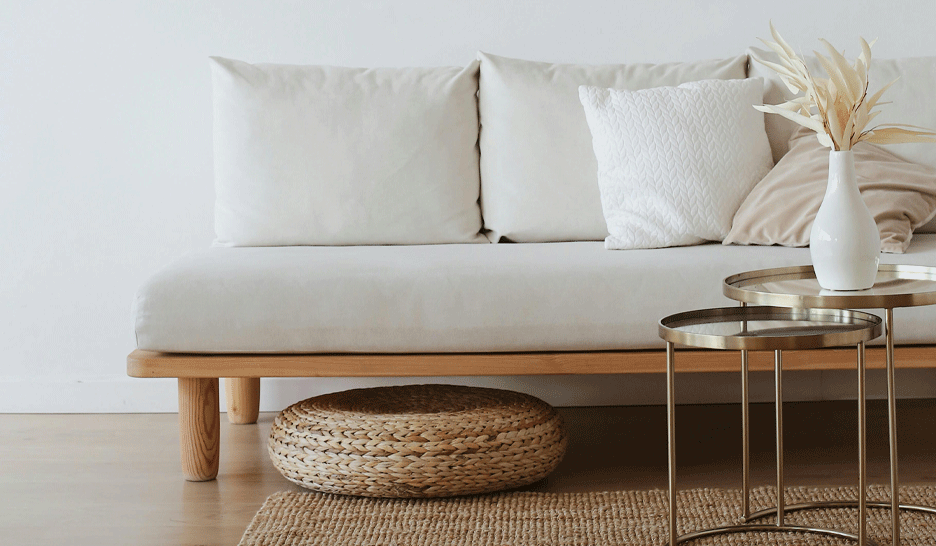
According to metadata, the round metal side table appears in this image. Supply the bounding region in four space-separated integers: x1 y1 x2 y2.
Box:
659 306 883 546
724 264 936 545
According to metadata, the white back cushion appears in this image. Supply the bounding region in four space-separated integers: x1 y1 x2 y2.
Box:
579 79 773 249
477 52 747 243
211 57 486 246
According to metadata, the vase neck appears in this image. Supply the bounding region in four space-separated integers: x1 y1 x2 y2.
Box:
826 150 857 196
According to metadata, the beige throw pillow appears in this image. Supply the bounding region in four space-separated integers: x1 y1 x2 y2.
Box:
724 129 936 253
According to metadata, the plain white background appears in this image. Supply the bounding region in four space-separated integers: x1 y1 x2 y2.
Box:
3 0 936 412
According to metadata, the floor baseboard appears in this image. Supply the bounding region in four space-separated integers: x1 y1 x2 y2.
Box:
1 369 934 412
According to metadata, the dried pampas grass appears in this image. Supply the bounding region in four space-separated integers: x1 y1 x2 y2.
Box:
754 23 936 151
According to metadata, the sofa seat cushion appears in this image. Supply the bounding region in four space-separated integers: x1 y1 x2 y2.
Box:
133 236 936 353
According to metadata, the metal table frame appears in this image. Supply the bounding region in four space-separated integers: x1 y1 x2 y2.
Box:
659 306 883 546
724 264 936 546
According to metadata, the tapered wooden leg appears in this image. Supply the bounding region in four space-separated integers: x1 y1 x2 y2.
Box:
178 378 220 481
225 378 261 424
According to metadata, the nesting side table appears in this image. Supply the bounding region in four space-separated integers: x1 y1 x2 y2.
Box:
724 264 936 545
659 306 882 546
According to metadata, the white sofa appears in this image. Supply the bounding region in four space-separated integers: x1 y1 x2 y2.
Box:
128 50 936 481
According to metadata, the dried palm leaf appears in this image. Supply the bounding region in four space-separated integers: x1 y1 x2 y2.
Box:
753 25 936 150
861 127 936 144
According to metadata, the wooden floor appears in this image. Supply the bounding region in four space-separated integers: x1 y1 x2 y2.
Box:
2 400 936 545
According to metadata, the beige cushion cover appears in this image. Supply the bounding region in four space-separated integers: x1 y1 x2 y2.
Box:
211 57 486 246
725 129 936 253
477 52 748 243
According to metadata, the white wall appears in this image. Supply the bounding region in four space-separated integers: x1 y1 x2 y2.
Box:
3 0 936 412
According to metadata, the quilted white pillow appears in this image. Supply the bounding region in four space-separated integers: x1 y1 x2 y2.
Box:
579 78 773 250
211 57 486 247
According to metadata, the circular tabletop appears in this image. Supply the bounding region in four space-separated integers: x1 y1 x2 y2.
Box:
659 306 882 351
723 265 936 309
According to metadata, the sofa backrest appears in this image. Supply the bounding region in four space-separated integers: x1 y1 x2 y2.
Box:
209 51 936 245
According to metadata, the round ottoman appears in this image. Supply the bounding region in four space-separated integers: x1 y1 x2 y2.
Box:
268 384 568 498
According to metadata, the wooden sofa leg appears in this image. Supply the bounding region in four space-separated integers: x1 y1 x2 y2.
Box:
225 378 261 424
178 378 220 481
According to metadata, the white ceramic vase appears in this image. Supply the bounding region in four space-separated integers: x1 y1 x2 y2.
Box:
809 150 881 291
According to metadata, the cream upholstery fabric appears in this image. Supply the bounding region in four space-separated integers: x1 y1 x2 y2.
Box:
134 237 936 353
211 57 486 246
477 52 747 243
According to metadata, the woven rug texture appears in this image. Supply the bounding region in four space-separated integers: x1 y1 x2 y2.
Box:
238 484 936 545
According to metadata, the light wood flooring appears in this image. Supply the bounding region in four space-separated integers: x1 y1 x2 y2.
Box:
2 399 936 545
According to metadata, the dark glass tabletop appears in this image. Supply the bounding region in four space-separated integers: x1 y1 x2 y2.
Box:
659 306 882 351
723 265 936 309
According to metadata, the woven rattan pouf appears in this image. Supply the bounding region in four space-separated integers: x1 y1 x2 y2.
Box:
268 384 568 498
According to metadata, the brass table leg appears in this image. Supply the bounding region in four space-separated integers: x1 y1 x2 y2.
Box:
665 343 876 546
740 302 750 522
748 309 917 546
885 308 900 545
859 341 868 546
775 349 784 527
743 342 877 546
666 341 677 546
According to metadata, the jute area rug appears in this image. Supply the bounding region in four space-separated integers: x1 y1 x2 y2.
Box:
238 485 936 545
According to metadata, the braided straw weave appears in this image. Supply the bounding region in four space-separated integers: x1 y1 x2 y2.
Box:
268 384 568 498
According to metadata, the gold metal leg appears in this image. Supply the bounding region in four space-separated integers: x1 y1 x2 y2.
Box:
775 349 784 527
667 341 677 546
885 308 900 545
741 348 750 521
673 346 880 544
858 341 867 546
738 342 885 546
668 342 882 546
740 303 750 522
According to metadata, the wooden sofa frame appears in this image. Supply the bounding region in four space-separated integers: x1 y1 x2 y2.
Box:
127 345 936 481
